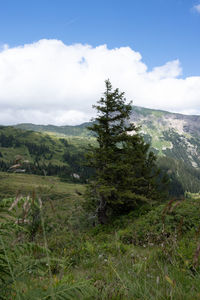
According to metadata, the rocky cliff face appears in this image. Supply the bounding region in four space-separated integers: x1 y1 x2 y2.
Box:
131 106 200 169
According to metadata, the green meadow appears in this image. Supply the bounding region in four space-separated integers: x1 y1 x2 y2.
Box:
1 172 200 299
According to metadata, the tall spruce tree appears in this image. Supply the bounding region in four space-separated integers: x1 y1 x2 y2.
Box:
86 80 167 224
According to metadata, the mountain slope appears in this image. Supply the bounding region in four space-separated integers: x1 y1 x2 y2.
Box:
0 126 93 182
15 106 200 170
2 106 199 193
14 122 92 137
131 107 200 169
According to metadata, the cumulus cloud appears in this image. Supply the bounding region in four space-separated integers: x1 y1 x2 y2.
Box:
0 39 200 125
193 4 200 13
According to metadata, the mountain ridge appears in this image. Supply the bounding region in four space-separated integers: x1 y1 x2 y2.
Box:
13 106 200 169
1 106 200 193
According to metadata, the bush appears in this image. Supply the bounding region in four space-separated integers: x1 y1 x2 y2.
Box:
119 197 200 246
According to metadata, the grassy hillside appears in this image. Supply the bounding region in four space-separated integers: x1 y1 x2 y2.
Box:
1 172 200 299
9 107 200 194
0 171 84 200
0 126 95 182
14 105 200 170
14 122 92 137
2 104 200 194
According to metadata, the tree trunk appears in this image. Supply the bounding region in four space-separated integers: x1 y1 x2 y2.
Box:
97 196 107 224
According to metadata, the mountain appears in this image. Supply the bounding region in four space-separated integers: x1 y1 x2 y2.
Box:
129 107 200 194
14 122 92 137
15 106 200 169
131 106 200 168
1 106 200 194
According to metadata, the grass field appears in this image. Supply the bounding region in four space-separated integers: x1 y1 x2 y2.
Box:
1 172 200 299
0 171 85 199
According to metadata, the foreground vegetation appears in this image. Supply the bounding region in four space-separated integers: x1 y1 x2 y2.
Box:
1 172 200 299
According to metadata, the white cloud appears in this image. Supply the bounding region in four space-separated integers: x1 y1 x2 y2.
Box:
193 4 200 13
0 39 200 125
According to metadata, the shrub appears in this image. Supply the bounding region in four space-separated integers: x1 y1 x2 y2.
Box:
119 197 200 246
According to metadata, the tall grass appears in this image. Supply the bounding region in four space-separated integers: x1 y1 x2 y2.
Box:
1 174 200 299
0 194 96 299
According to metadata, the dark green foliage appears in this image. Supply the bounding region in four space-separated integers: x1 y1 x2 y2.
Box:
25 141 51 156
0 160 8 172
59 138 69 147
158 156 200 194
0 133 15 147
119 197 200 247
86 80 167 224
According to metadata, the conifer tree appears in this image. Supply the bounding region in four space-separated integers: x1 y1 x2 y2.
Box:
86 80 167 224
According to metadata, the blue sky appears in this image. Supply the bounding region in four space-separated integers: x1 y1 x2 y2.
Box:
1 0 200 77
0 0 200 125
